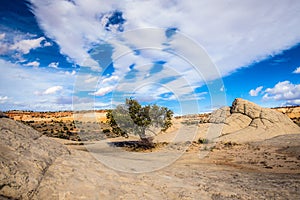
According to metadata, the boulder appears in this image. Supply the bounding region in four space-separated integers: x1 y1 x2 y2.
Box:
208 98 300 142
231 98 298 129
0 118 69 199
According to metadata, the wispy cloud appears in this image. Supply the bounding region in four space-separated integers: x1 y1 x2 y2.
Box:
30 0 300 77
0 96 8 104
0 33 5 40
91 86 114 96
0 59 77 111
102 75 119 84
48 62 59 69
84 75 98 84
35 86 63 95
65 70 76 76
293 66 300 74
10 36 45 54
43 41 52 47
24 61 40 67
249 86 263 96
43 86 63 95
28 0 300 110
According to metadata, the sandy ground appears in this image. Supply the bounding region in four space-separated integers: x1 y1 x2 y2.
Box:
33 122 300 200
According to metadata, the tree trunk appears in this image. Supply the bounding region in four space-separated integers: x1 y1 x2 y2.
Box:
139 127 154 148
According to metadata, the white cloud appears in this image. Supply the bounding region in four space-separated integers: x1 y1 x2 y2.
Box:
73 74 99 92
10 37 45 54
91 86 114 96
42 86 63 95
102 75 119 84
0 43 9 55
220 85 224 92
0 59 79 111
27 0 300 109
84 75 98 84
30 0 300 77
285 99 300 106
0 33 5 40
65 70 76 76
24 61 40 67
43 41 52 47
48 62 59 69
0 96 8 104
293 66 300 74
82 57 101 71
249 86 263 96
263 81 300 103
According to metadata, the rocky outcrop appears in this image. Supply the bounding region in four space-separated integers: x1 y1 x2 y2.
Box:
0 118 69 199
0 111 8 118
231 98 299 129
273 106 300 119
208 98 300 142
208 107 231 124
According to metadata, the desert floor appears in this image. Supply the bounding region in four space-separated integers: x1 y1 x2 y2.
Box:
32 122 300 200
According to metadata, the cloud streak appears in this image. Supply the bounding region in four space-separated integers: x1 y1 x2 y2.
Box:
42 86 63 95
24 61 40 67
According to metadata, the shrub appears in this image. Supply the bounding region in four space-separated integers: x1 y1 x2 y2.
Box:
102 129 111 133
198 138 209 144
223 141 238 147
106 98 173 146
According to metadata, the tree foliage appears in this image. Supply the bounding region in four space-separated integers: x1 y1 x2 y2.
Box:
106 98 173 142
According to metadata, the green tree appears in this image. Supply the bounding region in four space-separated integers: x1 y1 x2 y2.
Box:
106 98 173 144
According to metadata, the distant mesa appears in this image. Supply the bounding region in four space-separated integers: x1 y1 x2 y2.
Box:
208 98 300 142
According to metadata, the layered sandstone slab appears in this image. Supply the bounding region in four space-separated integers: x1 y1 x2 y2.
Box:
0 118 69 199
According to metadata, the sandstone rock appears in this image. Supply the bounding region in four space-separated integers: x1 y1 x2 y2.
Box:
231 98 298 129
208 106 231 124
208 98 300 142
0 118 69 199
222 113 252 134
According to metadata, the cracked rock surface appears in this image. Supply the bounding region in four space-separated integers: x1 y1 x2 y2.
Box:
0 118 69 199
208 98 300 142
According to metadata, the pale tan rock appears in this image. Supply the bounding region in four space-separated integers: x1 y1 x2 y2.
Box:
208 106 231 123
0 118 69 199
222 113 252 134
231 98 262 119
208 98 300 143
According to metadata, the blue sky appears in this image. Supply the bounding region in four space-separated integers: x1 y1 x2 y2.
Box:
0 0 300 115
